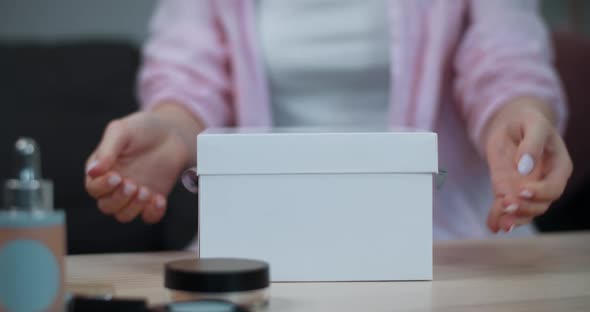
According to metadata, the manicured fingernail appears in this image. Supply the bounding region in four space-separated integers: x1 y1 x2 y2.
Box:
108 174 122 186
520 190 534 199
86 159 99 174
156 196 166 209
507 225 515 233
503 203 519 213
181 168 199 193
518 153 534 176
124 182 137 196
138 187 149 201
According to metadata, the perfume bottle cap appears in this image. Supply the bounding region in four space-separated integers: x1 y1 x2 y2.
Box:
3 138 53 211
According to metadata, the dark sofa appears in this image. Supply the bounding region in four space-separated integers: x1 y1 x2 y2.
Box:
534 33 590 231
0 41 197 254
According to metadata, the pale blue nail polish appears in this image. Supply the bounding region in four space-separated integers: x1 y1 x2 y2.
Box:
0 138 66 312
181 167 199 193
518 153 534 175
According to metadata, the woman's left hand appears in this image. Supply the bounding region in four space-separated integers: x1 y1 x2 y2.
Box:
484 97 572 233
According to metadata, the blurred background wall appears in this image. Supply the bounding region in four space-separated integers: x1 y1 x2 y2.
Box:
543 0 590 35
0 0 588 44
0 0 157 43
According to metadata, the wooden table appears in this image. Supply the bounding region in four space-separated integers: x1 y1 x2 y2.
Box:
67 232 590 311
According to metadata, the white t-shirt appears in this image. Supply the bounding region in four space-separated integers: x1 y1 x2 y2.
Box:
257 0 391 127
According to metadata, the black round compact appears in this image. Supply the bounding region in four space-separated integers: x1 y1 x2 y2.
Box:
164 258 270 311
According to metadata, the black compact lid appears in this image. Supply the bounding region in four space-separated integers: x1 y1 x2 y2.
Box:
165 258 270 293
67 296 148 312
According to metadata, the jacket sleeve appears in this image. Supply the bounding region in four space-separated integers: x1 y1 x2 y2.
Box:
137 0 233 127
454 0 567 152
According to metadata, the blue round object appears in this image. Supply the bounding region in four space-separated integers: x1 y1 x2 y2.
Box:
0 239 60 312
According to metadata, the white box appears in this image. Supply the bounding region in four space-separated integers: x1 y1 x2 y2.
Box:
197 128 437 281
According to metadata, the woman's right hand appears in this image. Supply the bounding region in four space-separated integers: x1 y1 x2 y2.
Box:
85 105 201 224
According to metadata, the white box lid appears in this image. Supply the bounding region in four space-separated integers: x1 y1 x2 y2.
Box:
197 128 438 175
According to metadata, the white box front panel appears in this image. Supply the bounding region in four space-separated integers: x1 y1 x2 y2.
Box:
199 173 433 281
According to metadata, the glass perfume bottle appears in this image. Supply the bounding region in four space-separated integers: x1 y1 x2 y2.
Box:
0 138 66 312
